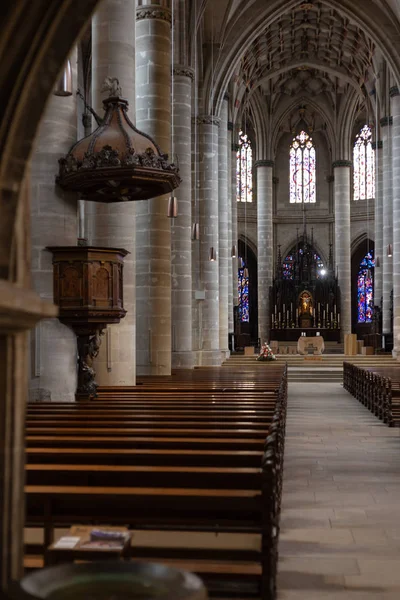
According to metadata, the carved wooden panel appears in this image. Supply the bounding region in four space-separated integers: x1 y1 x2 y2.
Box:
47 246 128 334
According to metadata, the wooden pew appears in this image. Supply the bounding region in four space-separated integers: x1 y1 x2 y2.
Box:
24 365 287 599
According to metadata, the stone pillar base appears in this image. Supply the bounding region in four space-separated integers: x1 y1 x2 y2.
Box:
172 351 195 369
195 350 223 367
221 349 231 362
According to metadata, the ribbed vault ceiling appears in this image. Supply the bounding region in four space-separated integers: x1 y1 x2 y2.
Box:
239 2 375 96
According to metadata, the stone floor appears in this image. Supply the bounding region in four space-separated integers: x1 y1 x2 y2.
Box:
278 382 400 600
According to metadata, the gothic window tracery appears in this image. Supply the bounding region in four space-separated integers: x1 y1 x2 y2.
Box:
357 251 374 323
236 131 252 203
282 244 324 280
289 131 316 203
353 124 375 200
238 265 249 322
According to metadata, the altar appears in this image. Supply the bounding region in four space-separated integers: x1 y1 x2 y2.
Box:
297 335 325 355
269 231 341 343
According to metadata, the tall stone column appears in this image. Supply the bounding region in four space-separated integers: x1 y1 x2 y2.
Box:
198 115 221 365
333 161 352 338
374 139 383 309
171 65 194 369
87 0 136 385
231 131 239 323
391 89 400 356
29 49 78 402
136 3 172 375
381 116 393 337
256 161 274 344
218 99 229 358
227 122 234 340
0 173 58 590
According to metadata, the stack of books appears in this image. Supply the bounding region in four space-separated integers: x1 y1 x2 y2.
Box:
79 528 131 550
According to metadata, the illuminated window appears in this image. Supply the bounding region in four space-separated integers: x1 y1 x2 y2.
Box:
236 131 252 202
282 244 324 280
238 265 249 322
357 251 374 323
289 131 316 203
353 125 375 200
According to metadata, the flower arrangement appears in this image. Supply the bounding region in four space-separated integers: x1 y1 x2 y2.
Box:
256 342 277 361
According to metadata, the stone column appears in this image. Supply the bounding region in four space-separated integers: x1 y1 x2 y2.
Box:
381 116 393 337
374 139 383 309
333 161 352 338
0 170 58 590
227 122 234 341
256 161 274 344
391 89 400 356
198 115 221 365
231 132 239 322
171 65 194 369
87 0 136 386
29 49 78 402
136 3 172 375
218 99 229 359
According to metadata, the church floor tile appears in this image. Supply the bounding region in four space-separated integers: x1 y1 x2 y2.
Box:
278 382 400 599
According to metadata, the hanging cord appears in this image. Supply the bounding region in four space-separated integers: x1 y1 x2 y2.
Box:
194 0 198 229
171 0 174 161
244 83 249 274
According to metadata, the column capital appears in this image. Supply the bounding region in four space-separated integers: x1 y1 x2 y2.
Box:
255 159 274 168
173 65 194 80
372 140 383 150
380 116 393 127
227 121 234 131
390 86 400 97
136 6 172 24
195 115 221 127
332 160 352 169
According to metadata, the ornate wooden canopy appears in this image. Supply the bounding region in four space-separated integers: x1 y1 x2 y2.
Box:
57 93 181 202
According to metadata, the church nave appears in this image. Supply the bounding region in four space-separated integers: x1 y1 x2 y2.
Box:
279 382 400 600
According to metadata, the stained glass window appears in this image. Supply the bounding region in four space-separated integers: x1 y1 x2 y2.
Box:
238 265 249 322
353 125 375 200
289 131 316 203
357 251 374 323
236 131 252 202
282 244 324 279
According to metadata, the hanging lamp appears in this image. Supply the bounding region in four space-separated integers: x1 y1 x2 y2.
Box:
375 256 380 268
231 244 237 258
167 196 178 218
387 244 393 257
57 78 181 202
54 59 73 96
209 247 217 261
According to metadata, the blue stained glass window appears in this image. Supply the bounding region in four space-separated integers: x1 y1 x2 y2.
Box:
236 131 253 203
238 266 249 322
283 254 294 279
353 125 375 201
289 131 316 203
357 251 374 323
282 245 324 279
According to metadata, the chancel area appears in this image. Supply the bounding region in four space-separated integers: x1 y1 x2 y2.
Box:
4 0 400 599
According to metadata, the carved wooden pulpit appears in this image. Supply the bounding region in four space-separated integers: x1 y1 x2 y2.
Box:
47 246 128 400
